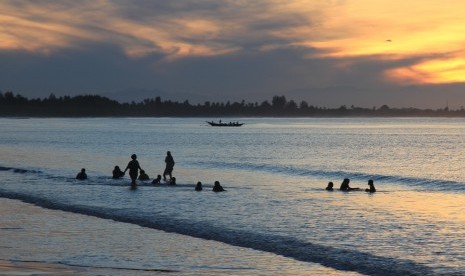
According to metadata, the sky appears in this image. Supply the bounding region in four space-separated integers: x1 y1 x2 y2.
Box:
2 0 465 108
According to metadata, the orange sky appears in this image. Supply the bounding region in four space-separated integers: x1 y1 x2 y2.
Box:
1 1 465 106
307 1 465 85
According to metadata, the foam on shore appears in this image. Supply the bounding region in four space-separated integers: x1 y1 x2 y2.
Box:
0 198 362 276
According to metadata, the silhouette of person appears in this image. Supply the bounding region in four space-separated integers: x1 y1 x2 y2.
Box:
76 168 87 180
112 166 124 179
163 151 175 181
325 182 334 191
138 170 149 181
124 154 143 188
169 176 176 185
212 181 225 192
365 179 376 193
339 178 359 191
152 174 162 184
195 181 203 191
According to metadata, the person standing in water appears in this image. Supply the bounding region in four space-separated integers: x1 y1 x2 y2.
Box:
124 154 143 188
163 151 175 181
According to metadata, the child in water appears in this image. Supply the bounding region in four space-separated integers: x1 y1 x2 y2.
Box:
112 166 124 179
195 181 203 191
76 168 87 180
365 179 376 193
152 174 162 184
325 182 334 191
212 181 225 192
138 170 150 181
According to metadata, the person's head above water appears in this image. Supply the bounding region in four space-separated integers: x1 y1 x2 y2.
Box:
368 179 374 185
167 151 171 156
81 168 86 173
131 154 137 160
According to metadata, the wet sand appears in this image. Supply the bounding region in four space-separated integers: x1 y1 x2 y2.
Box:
0 260 84 275
0 198 360 276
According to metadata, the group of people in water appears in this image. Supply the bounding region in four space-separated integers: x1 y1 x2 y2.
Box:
325 178 376 193
76 151 226 192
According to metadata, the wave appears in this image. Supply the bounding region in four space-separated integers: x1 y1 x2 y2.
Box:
0 166 41 174
0 190 435 276
0 166 239 190
190 161 465 192
3 163 465 192
4 163 465 193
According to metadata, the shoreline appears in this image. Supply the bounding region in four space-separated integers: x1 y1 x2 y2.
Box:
0 198 359 276
0 260 84 275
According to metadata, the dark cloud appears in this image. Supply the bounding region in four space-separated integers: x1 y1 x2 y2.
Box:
2 1 465 108
2 40 465 108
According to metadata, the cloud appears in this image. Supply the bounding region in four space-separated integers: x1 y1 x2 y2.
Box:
2 0 465 108
0 0 323 59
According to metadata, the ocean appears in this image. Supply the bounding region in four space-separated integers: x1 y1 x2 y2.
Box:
1 117 465 275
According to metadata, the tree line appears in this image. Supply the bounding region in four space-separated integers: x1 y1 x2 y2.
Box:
0 91 463 117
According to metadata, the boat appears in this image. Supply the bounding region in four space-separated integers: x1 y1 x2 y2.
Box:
207 121 244 127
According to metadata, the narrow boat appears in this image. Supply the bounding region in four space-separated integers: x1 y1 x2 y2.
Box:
207 121 244 127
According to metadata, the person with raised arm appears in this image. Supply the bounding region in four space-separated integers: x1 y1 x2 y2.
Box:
339 178 359 191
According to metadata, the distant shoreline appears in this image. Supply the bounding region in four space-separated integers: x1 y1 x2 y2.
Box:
1 92 463 117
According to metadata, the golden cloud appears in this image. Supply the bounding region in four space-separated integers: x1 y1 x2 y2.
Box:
2 0 465 84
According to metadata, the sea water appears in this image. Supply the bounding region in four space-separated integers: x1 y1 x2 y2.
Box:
1 117 465 275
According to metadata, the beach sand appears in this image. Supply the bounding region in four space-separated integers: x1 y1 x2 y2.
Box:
0 260 84 275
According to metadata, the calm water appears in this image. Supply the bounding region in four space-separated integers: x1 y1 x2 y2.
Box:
1 117 465 275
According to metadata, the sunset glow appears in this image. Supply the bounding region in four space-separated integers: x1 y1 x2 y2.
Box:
2 1 465 106
2 1 465 82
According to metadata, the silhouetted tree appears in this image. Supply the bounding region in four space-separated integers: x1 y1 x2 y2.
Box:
272 95 287 109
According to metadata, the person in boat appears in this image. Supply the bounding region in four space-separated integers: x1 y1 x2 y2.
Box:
138 170 150 181
124 154 143 188
76 168 87 180
365 179 376 193
212 181 225 192
195 181 203 191
112 166 124 179
339 178 359 191
325 182 334 191
163 151 175 181
152 174 162 184
169 177 176 185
